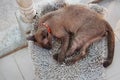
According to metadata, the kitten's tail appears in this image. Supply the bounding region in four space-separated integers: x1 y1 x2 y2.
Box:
103 21 115 68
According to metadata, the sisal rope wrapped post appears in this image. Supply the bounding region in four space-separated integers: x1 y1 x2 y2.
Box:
16 0 36 23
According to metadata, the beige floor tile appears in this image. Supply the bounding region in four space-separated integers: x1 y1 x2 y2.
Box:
0 55 23 80
13 48 34 80
107 72 120 80
0 72 6 80
105 1 120 29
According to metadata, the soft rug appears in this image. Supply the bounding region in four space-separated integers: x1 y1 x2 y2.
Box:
29 37 107 80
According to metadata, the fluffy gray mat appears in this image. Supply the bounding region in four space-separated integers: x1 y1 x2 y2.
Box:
28 1 107 80
29 37 107 80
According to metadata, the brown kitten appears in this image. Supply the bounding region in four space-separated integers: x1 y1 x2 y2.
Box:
28 5 114 67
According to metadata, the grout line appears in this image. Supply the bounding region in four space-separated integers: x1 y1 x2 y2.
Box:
13 56 26 80
0 45 27 58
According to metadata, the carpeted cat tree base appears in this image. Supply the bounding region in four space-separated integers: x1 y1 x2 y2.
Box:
28 1 107 80
28 37 107 80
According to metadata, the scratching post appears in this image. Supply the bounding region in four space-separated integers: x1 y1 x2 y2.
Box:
16 0 36 23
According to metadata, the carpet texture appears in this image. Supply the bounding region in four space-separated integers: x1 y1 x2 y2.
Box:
29 37 107 80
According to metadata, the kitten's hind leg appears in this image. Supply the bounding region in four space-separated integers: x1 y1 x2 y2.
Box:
65 36 103 65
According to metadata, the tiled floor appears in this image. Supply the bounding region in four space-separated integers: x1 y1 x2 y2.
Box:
0 48 34 80
13 48 34 80
0 0 120 80
0 54 24 80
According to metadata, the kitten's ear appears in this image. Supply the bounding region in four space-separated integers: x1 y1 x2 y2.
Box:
27 35 36 42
